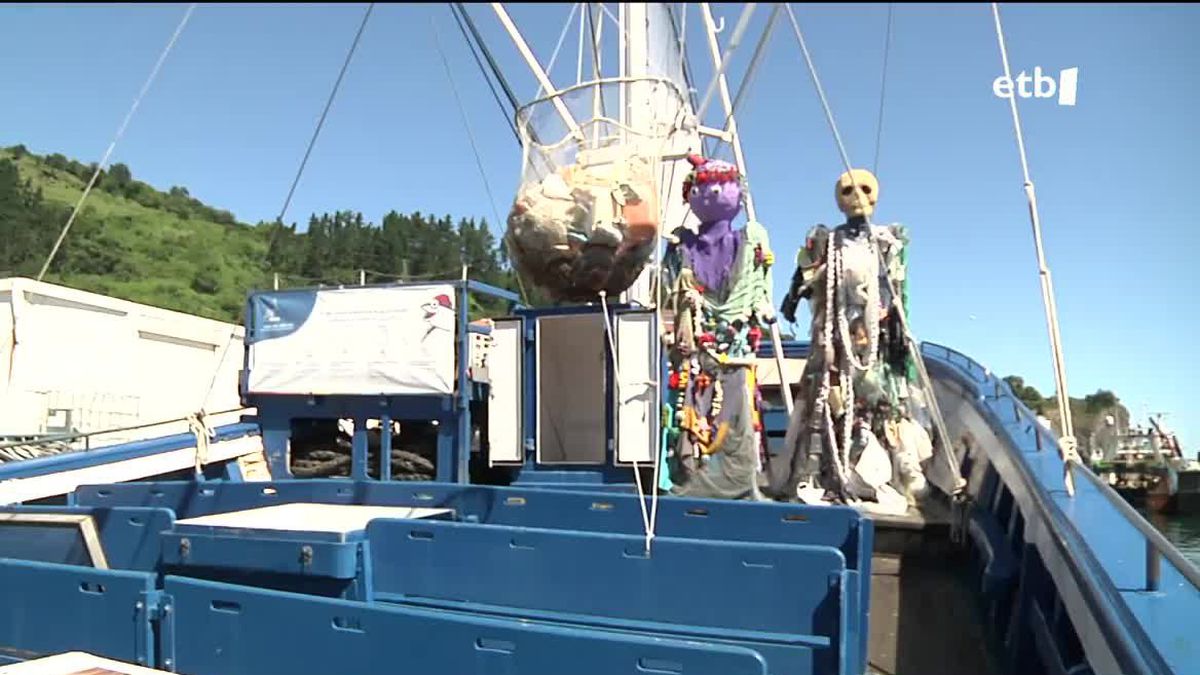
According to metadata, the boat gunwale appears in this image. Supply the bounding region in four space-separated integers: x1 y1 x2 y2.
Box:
923 343 1182 675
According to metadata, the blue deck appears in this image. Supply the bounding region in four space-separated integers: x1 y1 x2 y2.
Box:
0 337 1195 674
0 484 867 675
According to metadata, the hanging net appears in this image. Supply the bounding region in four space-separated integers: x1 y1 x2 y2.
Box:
505 78 689 303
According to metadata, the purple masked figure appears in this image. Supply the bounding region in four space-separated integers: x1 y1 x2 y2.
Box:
660 154 777 500
676 155 744 292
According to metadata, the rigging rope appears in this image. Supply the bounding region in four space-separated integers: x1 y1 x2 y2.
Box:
784 5 853 175
449 4 519 142
599 290 656 554
990 2 1078 495
784 3 963 493
431 15 531 305
36 3 197 282
535 4 581 100
274 3 374 227
586 3 605 118
668 3 701 115
872 4 894 176
453 3 522 122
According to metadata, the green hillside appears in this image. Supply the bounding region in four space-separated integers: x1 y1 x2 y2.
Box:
1003 375 1131 454
0 145 519 323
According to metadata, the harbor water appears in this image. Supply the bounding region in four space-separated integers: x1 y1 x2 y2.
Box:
1147 512 1200 567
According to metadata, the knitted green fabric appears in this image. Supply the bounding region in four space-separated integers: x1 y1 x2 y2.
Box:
704 220 775 325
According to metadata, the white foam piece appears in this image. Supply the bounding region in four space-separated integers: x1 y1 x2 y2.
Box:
0 651 168 674
175 503 452 536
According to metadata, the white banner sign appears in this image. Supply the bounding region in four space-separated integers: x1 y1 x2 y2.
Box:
246 285 457 396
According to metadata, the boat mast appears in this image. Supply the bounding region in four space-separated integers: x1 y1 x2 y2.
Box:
488 3 794 414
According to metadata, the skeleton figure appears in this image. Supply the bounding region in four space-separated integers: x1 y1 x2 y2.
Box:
770 169 932 509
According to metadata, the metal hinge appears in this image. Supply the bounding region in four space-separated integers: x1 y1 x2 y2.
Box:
950 491 973 547
139 591 176 672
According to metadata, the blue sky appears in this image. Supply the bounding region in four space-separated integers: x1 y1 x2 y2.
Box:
2 3 1198 449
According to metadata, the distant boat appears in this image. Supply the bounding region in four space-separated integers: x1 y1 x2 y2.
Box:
1089 415 1200 515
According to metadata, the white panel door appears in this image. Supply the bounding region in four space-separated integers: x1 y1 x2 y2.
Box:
614 311 658 464
536 314 607 464
487 319 523 465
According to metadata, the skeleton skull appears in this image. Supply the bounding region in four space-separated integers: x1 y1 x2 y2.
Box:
835 169 879 218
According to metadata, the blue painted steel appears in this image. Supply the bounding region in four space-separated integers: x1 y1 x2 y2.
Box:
351 416 369 481
0 506 174 571
161 530 362 579
923 343 1197 675
0 559 157 667
464 279 524 307
166 575 770 675
72 479 872 673
241 279 518 482
73 479 868 570
246 393 456 479
0 517 95 566
512 304 631 476
366 518 851 675
379 413 392 482
21 317 1195 674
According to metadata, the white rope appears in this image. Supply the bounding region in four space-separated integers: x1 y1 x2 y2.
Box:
36 3 197 282
188 411 214 475
816 235 851 488
990 2 1077 495
198 331 238 413
599 290 656 554
679 3 688 73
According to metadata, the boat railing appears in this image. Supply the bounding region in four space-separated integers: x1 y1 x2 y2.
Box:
920 342 991 384
925 341 1200 589
1071 462 1200 592
922 344 1193 674
0 406 251 457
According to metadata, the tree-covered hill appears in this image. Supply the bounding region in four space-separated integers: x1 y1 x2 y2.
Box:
1003 374 1131 454
0 144 520 323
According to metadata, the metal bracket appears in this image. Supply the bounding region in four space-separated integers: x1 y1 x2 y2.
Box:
139 590 176 672
949 491 973 547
